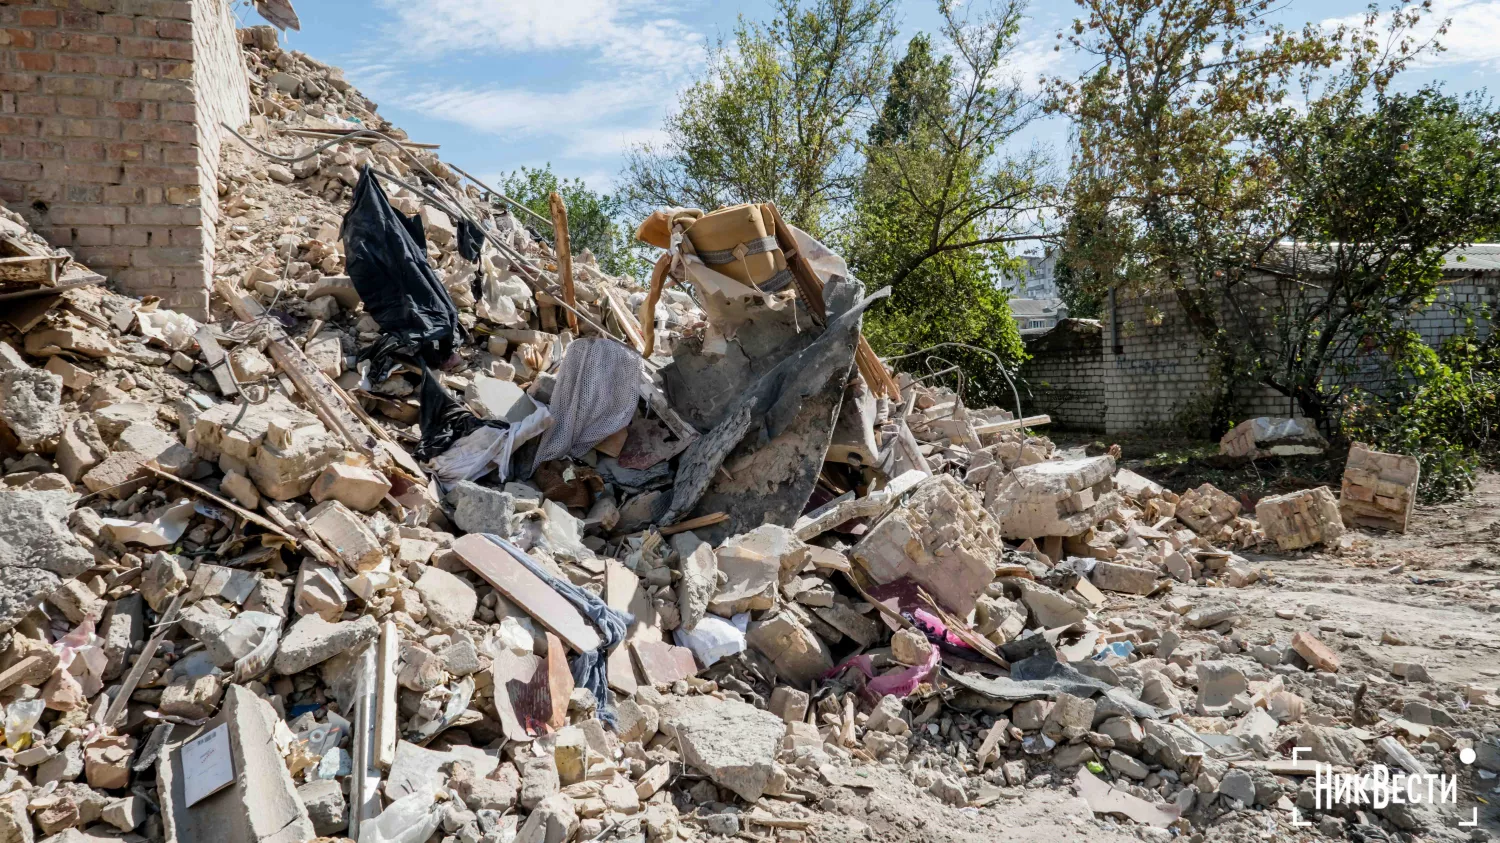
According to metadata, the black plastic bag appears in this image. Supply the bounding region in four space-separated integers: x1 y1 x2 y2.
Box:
340 165 459 364
416 362 507 462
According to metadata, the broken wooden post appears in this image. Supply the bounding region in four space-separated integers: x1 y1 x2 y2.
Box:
548 192 579 334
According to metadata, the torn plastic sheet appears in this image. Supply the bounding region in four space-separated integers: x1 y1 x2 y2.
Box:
415 362 508 462
341 165 459 364
660 281 890 528
826 643 941 700
674 612 748 667
427 405 551 491
102 499 195 548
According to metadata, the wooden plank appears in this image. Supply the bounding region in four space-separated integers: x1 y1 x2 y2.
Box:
764 203 900 400
451 534 601 653
548 192 579 334
144 464 296 543
374 621 399 770
101 561 198 728
216 280 377 457
659 511 727 535
0 656 42 694
195 325 238 397
0 253 64 285
973 415 1051 436
601 286 645 352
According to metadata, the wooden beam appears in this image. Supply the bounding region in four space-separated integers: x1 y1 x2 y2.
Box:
763 204 900 400
548 192 578 334
215 280 377 457
973 415 1051 435
659 511 727 535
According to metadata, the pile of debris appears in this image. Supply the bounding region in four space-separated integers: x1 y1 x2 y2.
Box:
0 25 1492 843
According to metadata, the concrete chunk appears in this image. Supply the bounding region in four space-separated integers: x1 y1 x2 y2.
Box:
413 567 477 630
0 490 94 632
0 365 63 451
659 696 784 802
304 500 384 570
158 685 315 843
310 461 391 512
274 614 378 674
850 474 1000 616
446 481 515 535
745 610 832 685
988 455 1120 539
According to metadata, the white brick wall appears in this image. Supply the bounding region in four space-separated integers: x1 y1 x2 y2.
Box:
1098 276 1499 434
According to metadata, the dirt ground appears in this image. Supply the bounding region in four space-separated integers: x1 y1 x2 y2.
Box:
780 467 1500 843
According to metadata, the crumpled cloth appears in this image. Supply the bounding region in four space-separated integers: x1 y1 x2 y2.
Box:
428 405 552 491
479 534 632 727
531 338 642 471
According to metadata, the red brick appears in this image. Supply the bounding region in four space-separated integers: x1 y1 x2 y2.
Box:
56 96 97 117
94 57 135 77
3 30 38 50
41 33 68 51
16 94 54 114
0 161 42 181
101 15 135 34
121 121 191 143
72 225 112 246
105 141 141 160
0 73 37 92
160 102 192 121
48 205 126 225
118 79 188 101
55 54 94 74
18 10 59 26
161 146 197 165
61 10 100 29
22 139 62 159
43 77 113 97
81 0 122 12
16 52 52 72
63 161 123 184
0 116 40 134
122 163 193 185
63 138 104 160
155 1 192 20
159 61 192 81
154 18 189 39
74 34 118 55
103 101 140 119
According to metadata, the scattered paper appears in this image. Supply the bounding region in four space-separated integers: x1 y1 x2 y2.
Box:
181 722 235 807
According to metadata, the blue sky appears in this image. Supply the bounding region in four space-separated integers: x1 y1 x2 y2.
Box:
242 0 1500 211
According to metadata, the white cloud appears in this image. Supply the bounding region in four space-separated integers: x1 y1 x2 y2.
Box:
373 0 700 72
1323 0 1500 69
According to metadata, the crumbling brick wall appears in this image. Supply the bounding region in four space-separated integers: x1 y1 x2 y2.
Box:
1019 318 1107 432
1101 276 1500 435
0 0 249 318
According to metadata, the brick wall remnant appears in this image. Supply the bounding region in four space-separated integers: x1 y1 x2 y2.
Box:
0 0 250 318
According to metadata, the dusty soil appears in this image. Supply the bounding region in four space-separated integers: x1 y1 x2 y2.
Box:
780 471 1500 843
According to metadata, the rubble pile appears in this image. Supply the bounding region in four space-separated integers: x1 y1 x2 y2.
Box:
0 25 1491 843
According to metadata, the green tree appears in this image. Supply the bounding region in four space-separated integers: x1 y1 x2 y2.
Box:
1049 0 1435 433
1230 88 1500 429
850 2 1054 406
619 0 898 235
498 164 646 279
